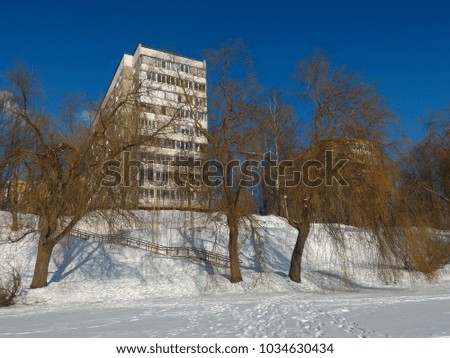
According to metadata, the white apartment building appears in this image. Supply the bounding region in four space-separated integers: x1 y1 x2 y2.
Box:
102 44 208 210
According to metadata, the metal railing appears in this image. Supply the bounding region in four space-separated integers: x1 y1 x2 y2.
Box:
63 226 230 268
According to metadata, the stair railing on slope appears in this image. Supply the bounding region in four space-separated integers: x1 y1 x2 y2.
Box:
64 227 230 268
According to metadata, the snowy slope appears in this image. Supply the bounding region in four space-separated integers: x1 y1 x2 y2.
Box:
0 210 449 337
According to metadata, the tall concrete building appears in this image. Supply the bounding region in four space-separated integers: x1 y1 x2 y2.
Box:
102 44 208 209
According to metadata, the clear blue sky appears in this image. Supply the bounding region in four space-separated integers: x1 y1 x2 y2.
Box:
1 0 449 142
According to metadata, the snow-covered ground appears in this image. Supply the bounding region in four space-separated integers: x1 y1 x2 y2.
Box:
0 210 449 338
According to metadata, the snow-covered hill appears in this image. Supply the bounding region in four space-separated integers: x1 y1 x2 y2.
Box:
0 210 449 337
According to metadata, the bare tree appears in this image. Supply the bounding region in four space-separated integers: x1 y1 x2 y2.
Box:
401 107 450 229
0 64 181 288
296 50 393 146
285 51 447 283
257 90 297 215
205 42 262 283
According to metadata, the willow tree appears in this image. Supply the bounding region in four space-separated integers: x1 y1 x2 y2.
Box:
0 64 180 288
205 42 262 283
285 51 448 283
401 107 450 229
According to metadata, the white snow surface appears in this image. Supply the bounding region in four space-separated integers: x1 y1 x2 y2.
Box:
0 210 449 338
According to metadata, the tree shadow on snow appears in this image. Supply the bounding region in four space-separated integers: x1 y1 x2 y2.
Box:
309 270 394 291
49 236 141 283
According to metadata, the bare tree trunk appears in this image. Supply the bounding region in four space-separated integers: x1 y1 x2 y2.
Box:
11 210 19 231
30 237 55 288
228 216 243 283
314 114 320 146
288 221 310 283
9 182 19 231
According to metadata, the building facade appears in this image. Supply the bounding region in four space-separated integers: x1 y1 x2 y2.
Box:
102 44 208 210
